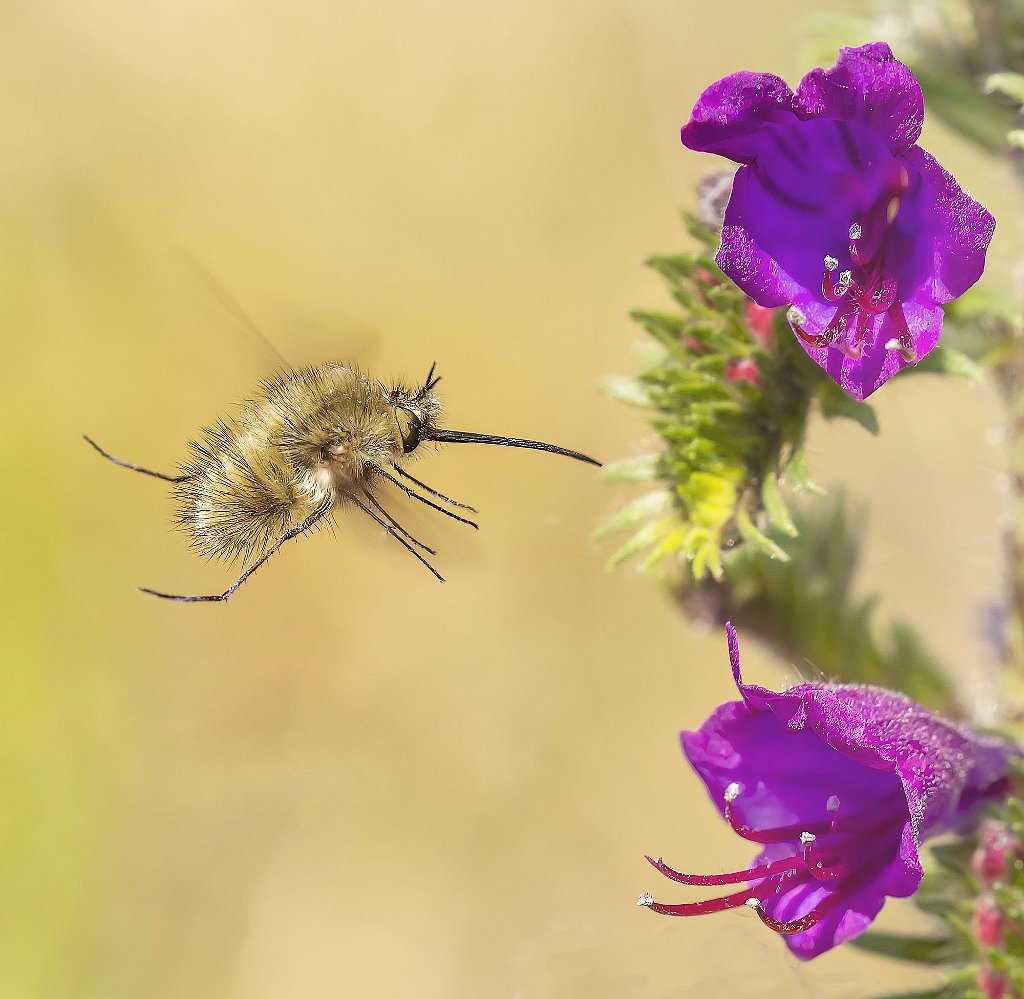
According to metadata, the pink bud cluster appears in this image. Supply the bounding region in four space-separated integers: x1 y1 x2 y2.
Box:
971 820 1022 999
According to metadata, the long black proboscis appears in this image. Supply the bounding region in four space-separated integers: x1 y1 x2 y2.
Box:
423 428 601 467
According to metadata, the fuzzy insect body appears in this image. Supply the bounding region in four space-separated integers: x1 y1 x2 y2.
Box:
86 362 599 602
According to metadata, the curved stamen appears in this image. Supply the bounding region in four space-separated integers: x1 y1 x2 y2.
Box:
746 899 821 936
644 853 806 886
638 887 755 917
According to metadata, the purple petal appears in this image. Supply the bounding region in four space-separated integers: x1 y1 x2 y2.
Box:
792 296 944 401
903 145 996 303
681 702 904 833
719 118 899 301
681 71 797 165
795 43 924 152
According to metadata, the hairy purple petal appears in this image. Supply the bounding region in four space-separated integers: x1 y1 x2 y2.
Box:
680 71 796 164
795 42 924 151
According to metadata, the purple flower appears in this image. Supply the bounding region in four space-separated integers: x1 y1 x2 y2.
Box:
639 625 1017 959
680 43 995 399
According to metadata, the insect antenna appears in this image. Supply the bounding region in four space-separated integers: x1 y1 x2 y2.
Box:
351 495 445 582
421 427 601 466
363 491 436 555
390 463 477 513
84 435 191 483
369 464 479 529
140 498 332 602
419 361 441 395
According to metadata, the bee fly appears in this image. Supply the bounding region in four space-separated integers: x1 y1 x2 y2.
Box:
85 362 600 602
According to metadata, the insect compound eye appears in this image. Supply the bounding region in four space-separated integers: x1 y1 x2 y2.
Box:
395 408 422 454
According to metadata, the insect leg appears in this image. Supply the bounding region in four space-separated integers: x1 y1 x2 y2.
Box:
351 496 445 583
390 463 477 512
83 435 191 483
363 491 436 555
370 464 478 529
139 498 332 603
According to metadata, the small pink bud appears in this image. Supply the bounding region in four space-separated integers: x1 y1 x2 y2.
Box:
744 301 774 346
725 358 761 385
973 892 1005 948
979 965 1009 999
972 820 1021 886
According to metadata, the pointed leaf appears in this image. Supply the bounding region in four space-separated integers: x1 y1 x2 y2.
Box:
761 474 797 537
736 507 790 561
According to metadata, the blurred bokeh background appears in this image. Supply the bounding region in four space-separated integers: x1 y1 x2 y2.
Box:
3 0 1021 995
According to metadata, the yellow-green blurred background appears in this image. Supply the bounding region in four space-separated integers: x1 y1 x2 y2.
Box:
3 1 1021 996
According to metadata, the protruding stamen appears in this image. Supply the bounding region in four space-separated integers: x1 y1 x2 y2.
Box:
637 893 654 907
746 899 821 936
644 853 805 887
640 888 755 917
724 782 741 804
826 796 841 812
824 255 838 272
848 223 862 240
799 832 816 846
838 271 851 288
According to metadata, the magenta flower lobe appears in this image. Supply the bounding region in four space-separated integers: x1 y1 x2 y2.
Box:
680 43 995 399
641 625 1017 959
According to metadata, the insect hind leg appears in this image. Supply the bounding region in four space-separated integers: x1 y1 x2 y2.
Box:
83 435 190 483
140 499 332 603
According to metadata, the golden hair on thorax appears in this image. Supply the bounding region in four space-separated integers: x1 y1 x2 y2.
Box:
85 361 599 602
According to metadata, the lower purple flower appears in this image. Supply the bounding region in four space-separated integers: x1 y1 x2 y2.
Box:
639 625 1018 959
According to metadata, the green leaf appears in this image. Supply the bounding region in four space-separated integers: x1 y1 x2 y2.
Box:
783 448 825 495
606 520 664 568
819 389 880 435
600 375 651 407
593 491 670 541
678 472 737 531
849 931 967 966
986 72 1024 106
600 455 659 484
761 473 797 537
736 507 790 561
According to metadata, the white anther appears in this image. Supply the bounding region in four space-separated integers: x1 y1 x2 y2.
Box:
826 795 841 813
849 223 863 240
799 831 817 846
824 255 839 271
786 306 807 327
884 338 901 351
637 893 654 907
724 782 741 803
838 270 852 286
744 898 761 910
